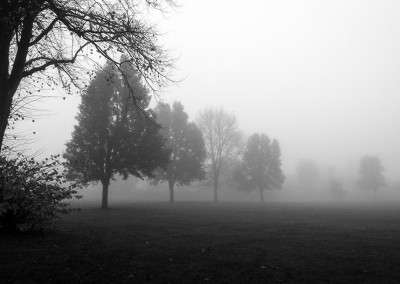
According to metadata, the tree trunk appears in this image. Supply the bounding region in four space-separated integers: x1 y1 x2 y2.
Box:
168 179 175 202
0 23 11 152
0 14 34 152
260 188 264 203
101 180 109 209
0 91 12 152
213 175 219 202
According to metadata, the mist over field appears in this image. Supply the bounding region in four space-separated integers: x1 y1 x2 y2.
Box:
2 1 400 281
7 0 399 207
70 174 400 207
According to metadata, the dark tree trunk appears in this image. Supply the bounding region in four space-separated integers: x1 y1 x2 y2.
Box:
168 179 175 202
0 12 34 151
0 22 11 152
260 188 264 203
101 180 109 209
0 89 12 152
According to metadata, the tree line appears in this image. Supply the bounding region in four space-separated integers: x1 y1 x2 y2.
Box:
62 59 387 207
295 156 386 202
0 0 390 232
63 59 286 208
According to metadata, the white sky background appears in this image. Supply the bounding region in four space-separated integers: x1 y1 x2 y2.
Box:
18 0 400 180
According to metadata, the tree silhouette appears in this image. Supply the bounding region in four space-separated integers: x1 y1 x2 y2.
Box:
154 102 207 202
234 133 285 202
197 107 242 202
358 155 386 201
0 0 175 151
63 60 169 209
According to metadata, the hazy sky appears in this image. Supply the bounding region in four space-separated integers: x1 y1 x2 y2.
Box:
17 0 400 179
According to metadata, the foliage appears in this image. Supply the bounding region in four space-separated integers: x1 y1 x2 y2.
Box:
234 133 285 202
154 102 207 202
197 107 242 201
0 153 80 233
0 0 176 151
358 155 386 200
63 60 170 208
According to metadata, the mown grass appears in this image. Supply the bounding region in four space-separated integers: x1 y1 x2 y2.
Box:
1 202 400 283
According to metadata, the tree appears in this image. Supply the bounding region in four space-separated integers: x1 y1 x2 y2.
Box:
63 60 169 209
296 159 320 192
3 79 46 153
0 0 175 151
197 107 242 202
154 102 207 202
234 133 285 202
358 155 386 201
328 179 345 201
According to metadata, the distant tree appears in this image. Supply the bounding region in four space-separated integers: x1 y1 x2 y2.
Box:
154 102 207 202
0 0 176 152
63 60 169 209
197 107 242 202
358 155 386 201
328 179 345 201
296 159 320 192
234 133 285 202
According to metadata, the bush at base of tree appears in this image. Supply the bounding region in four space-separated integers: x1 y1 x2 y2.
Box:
0 153 81 233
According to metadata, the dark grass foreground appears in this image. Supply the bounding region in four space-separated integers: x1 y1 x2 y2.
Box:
2 202 400 283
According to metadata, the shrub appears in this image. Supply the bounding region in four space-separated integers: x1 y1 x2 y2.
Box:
0 153 81 233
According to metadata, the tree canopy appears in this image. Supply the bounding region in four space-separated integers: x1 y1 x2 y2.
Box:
0 0 175 151
234 133 285 202
358 155 386 200
154 101 206 202
63 60 169 208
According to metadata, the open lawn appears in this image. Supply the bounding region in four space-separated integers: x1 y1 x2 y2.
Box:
1 202 400 283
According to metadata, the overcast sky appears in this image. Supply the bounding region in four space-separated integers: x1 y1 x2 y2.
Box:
18 0 400 180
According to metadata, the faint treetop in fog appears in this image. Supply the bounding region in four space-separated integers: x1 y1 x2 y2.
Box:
153 101 207 202
197 107 242 202
358 155 386 201
296 159 320 192
0 0 176 152
234 133 285 202
64 59 169 209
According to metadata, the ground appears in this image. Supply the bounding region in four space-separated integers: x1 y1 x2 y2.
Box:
1 202 400 283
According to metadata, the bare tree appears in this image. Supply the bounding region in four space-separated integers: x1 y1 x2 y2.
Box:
0 0 176 151
197 107 242 202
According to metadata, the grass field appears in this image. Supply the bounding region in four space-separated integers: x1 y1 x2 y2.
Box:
1 202 400 283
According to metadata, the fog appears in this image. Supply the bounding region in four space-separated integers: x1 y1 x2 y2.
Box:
14 0 400 204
